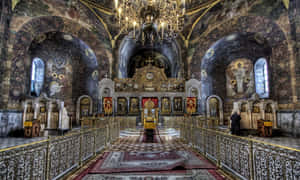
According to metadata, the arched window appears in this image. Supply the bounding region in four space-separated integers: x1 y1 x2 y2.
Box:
30 58 45 97
254 58 269 98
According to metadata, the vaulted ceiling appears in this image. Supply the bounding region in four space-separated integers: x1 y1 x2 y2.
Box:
76 0 290 49
77 0 247 48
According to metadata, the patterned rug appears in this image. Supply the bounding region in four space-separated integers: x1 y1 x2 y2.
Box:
72 129 227 180
82 169 225 180
89 150 215 174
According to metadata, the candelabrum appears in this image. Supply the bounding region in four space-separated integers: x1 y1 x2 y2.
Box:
114 0 186 42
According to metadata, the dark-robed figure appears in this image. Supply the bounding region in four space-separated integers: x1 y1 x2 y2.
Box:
230 111 241 135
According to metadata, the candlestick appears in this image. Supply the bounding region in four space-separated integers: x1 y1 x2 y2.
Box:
114 0 118 9
161 22 165 40
118 8 122 26
133 21 137 38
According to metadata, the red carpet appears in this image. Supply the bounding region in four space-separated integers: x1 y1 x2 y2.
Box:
88 150 215 174
141 129 162 143
72 130 226 180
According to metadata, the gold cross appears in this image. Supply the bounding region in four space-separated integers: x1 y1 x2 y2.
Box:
145 57 154 65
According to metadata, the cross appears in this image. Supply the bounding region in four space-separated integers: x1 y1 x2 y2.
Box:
145 57 154 65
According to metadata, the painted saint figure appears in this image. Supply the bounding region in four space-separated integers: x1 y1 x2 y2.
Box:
234 63 246 93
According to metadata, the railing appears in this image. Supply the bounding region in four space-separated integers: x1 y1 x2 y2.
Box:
180 120 300 180
119 117 136 130
0 121 120 180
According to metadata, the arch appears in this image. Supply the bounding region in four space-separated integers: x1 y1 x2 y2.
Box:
206 95 224 125
254 58 269 98
8 16 111 99
30 57 45 97
76 95 93 125
252 101 261 113
191 15 291 111
200 32 271 113
117 35 182 78
98 78 115 98
98 78 115 113
241 102 247 112
185 78 201 97
188 87 199 97
265 103 273 113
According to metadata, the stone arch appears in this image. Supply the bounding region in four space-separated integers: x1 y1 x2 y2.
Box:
98 78 115 113
8 16 111 100
206 95 224 125
117 35 183 78
200 33 271 112
185 78 201 101
191 15 291 112
76 95 93 125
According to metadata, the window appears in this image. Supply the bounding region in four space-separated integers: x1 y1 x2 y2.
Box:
30 57 45 97
254 58 269 98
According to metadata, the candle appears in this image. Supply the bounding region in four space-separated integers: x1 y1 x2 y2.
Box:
161 22 165 40
118 8 122 25
182 0 186 15
133 21 137 38
125 16 129 30
115 0 118 9
177 14 179 30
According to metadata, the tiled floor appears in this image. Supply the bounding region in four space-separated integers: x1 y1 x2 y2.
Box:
109 129 186 152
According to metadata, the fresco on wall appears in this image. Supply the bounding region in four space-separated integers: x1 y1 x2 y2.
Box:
26 32 100 115
6 0 112 108
3 0 298 111
226 59 254 98
191 17 290 104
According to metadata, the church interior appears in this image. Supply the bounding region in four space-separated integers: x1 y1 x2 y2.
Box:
0 0 299 179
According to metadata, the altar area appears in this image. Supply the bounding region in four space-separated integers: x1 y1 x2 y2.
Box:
97 64 201 127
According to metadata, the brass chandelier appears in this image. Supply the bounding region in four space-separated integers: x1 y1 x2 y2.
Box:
114 0 186 41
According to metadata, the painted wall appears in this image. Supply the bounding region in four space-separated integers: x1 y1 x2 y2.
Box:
3 0 112 109
277 110 300 137
0 110 23 137
28 32 99 116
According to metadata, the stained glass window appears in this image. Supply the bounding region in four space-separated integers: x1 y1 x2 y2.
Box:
30 57 45 96
254 58 269 98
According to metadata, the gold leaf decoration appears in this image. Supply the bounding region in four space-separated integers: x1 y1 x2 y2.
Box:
282 0 289 9
12 0 20 10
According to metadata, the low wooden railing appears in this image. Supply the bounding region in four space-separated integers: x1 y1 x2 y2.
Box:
180 120 300 180
0 121 120 180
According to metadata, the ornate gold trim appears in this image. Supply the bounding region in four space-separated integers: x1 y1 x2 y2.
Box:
203 127 300 152
0 139 48 152
282 0 290 9
80 0 113 15
187 0 222 43
186 0 219 16
80 0 113 41
11 0 21 10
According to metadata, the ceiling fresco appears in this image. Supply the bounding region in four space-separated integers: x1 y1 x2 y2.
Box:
79 0 227 48
80 0 216 11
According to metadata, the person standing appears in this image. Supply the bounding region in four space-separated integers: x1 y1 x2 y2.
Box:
230 111 241 135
